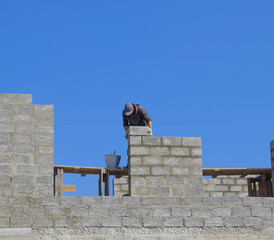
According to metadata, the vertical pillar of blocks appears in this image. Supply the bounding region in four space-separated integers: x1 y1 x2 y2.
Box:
128 126 203 198
0 94 54 198
271 140 274 196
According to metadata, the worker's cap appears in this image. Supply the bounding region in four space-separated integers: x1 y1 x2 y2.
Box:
124 103 133 116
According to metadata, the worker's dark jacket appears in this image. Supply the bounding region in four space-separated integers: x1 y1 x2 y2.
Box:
123 104 152 127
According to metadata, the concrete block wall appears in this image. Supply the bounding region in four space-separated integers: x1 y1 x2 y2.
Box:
271 140 274 195
204 175 254 198
0 94 54 198
114 175 252 198
128 126 203 198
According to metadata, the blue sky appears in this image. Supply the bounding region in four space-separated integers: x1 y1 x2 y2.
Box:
1 1 273 196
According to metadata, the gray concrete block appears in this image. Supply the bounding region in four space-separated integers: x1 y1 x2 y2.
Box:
32 217 53 227
16 105 33 114
102 197 121 206
0 94 11 103
11 154 32 164
15 144 35 153
0 114 11 123
41 197 60 206
13 114 31 123
16 165 36 174
150 187 170 196
0 207 11 217
34 154 53 165
0 134 11 143
212 208 232 217
0 165 11 174
252 207 271 217
54 219 69 228
70 207 89 217
146 176 165 186
16 124 36 133
184 198 203 206
204 217 224 227
224 217 244 227
129 208 150 217
143 156 162 165
150 147 170 156
142 197 163 206
82 218 101 227
11 216 32 227
163 198 182 206
0 144 13 153
82 196 102 206
33 134 53 144
151 167 169 175
110 207 127 217
0 154 10 164
191 148 202 157
38 146 54 154
129 126 150 136
232 207 251 217
203 197 224 206
142 137 161 146
263 198 274 207
101 217 122 227
164 217 184 227
0 124 14 133
129 136 142 145
60 196 81 206
224 197 243 206
122 197 142 206
152 208 171 217
171 167 189 176
182 138 201 147
131 166 150 175
34 105 53 113
11 94 32 104
162 137 182 146
38 126 54 134
47 206 66 217
12 175 33 184
122 217 142 227
11 134 31 144
130 146 150 156
244 217 264 228
131 176 146 186
17 186 34 195
192 208 211 217
0 175 11 185
163 157 181 166
171 207 191 217
143 217 163 227
184 217 204 227
182 157 202 167
167 176 184 185
130 157 142 166
0 217 10 228
33 114 53 124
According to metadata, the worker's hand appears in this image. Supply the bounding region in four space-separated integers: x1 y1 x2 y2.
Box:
148 128 152 136
125 131 129 140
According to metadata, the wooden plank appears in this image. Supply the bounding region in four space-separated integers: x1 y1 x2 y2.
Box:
55 185 76 192
261 174 267 197
203 168 271 176
98 170 104 196
54 165 106 175
57 169 64 196
247 178 252 197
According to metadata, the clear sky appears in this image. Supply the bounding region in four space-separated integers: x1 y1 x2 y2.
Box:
1 1 273 196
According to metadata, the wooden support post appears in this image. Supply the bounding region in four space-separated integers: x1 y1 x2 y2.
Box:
261 173 267 197
98 170 104 196
105 169 110 196
57 169 64 196
247 178 252 197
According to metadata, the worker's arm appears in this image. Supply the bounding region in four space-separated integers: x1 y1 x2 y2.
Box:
147 121 152 135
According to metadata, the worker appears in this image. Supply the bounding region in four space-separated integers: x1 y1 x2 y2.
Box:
122 103 152 139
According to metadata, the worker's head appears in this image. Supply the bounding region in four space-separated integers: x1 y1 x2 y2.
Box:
124 103 134 116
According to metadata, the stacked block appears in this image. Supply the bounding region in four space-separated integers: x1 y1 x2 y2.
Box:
128 126 203 197
0 94 54 197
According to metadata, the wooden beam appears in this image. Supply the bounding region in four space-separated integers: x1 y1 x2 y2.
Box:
55 185 76 192
57 169 64 196
203 168 271 177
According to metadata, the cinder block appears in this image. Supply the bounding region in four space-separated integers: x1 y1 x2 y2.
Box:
0 124 14 133
16 124 35 133
38 126 54 134
0 217 10 227
131 166 150 175
34 154 53 165
15 144 35 153
244 217 264 228
222 179 235 185
151 187 170 196
163 198 182 206
142 136 161 146
60 196 81 206
110 207 127 217
33 114 53 124
129 136 141 145
184 217 203 227
212 208 231 217
0 154 10 164
13 114 31 123
142 197 163 206
191 148 202 157
82 218 101 227
0 94 12 103
151 167 169 175
167 176 184 185
17 186 33 195
34 134 53 144
143 217 163 227
12 134 31 144
170 147 190 156
224 217 244 227
131 187 150 196
182 138 201 147
152 208 171 217
204 217 223 227
236 179 248 185
122 217 142 227
150 147 170 156
0 175 11 185
162 137 182 146
0 165 11 174
129 126 150 136
252 207 271 217
129 208 150 217
0 144 13 153
88 207 109 216
0 114 11 123
102 197 121 206
182 158 202 167
230 186 243 192
41 197 59 206
16 165 36 175
131 176 147 186
192 208 211 217
263 198 274 207
11 216 32 227
224 197 243 206
143 156 162 165
10 94 32 104
11 154 32 164
101 217 122 227
54 219 69 228
184 198 203 206
12 175 33 184
32 217 53 227
16 105 33 114
38 146 54 154
216 185 229 191
164 217 184 227
70 207 89 217
171 208 191 217
130 157 142 165
34 105 53 113
35 176 53 184
130 146 150 156
171 167 189 176
232 207 251 217
122 197 142 206
203 197 224 206
162 157 181 166
0 134 11 143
